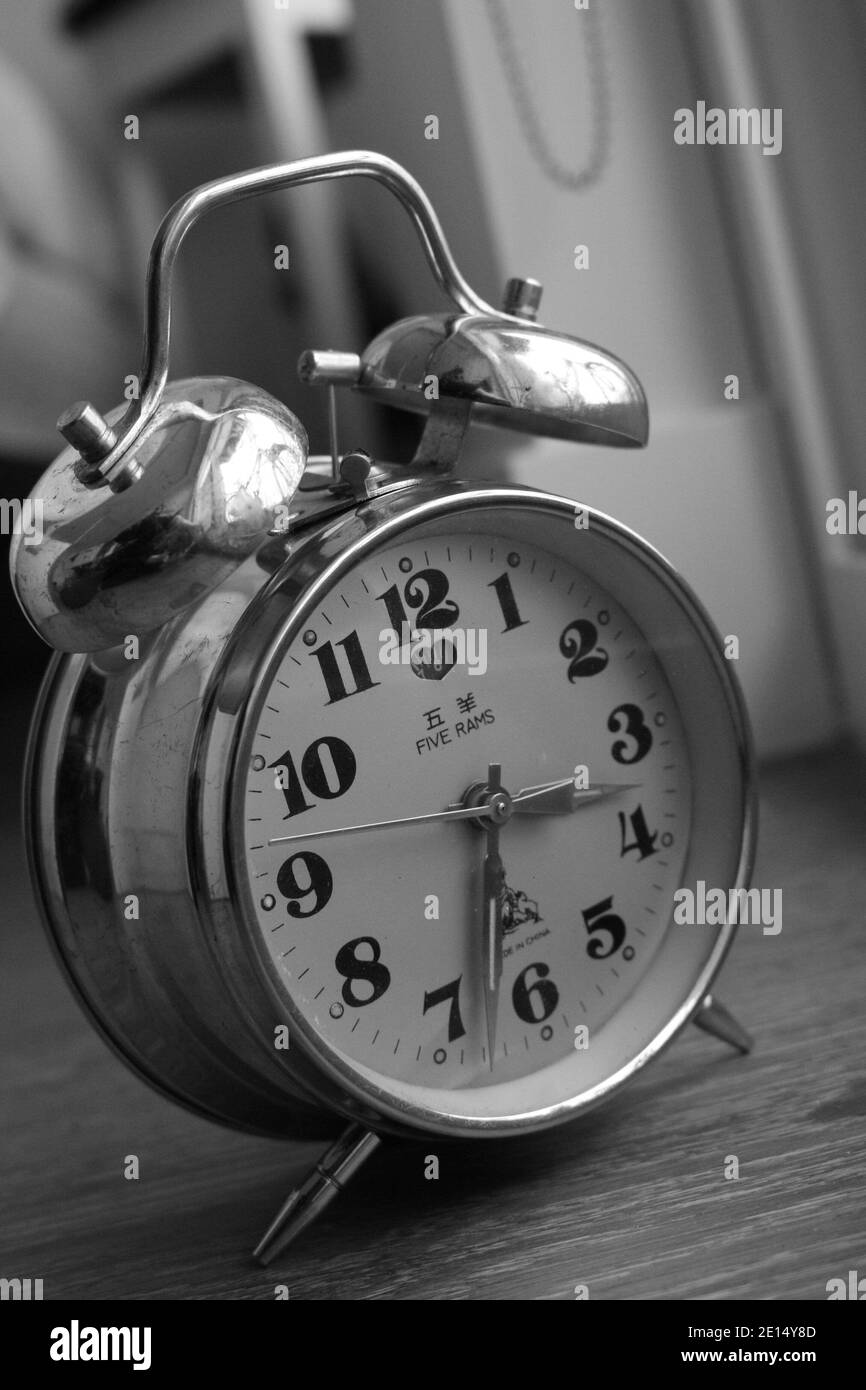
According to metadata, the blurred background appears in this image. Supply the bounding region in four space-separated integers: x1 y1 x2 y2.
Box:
1 0 865 1301
1 0 865 757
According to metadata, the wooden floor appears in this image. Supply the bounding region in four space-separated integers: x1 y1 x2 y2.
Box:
1 713 864 1300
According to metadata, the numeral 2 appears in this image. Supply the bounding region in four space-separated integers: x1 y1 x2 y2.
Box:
559 620 608 679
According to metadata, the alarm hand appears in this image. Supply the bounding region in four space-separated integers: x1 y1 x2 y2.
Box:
480 763 506 1071
267 778 638 845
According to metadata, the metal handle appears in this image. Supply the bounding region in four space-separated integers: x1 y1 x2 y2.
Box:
61 151 503 482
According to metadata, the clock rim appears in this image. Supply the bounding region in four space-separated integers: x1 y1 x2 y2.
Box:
212 480 758 1139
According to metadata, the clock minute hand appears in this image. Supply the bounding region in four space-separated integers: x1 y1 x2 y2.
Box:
268 802 483 845
480 763 506 1072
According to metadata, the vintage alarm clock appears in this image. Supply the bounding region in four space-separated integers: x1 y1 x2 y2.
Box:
11 152 755 1265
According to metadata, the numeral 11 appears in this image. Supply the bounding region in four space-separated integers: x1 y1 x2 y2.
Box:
312 631 380 704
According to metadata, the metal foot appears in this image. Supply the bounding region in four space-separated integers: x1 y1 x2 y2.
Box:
253 1123 380 1266
693 993 753 1054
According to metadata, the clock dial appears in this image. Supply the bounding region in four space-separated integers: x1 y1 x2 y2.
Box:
239 525 691 1098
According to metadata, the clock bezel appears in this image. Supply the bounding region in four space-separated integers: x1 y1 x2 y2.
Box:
211 481 757 1139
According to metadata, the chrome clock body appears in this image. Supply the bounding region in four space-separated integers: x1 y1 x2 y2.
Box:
25 479 756 1143
13 152 757 1258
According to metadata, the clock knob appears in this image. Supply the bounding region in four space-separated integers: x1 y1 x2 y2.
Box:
10 376 308 653
501 276 543 322
56 402 125 484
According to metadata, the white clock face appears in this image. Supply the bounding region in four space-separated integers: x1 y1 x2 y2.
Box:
239 520 692 1105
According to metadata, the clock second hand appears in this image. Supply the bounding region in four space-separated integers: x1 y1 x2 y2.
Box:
267 778 639 845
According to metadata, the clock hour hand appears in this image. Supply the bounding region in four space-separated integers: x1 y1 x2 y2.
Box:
480 763 506 1072
511 778 641 816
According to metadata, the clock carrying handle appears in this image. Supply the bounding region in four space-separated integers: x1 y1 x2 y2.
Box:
59 150 507 486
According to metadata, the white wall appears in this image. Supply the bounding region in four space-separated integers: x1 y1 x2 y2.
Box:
335 0 841 757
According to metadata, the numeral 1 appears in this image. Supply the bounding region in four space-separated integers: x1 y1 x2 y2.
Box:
376 584 407 637
488 572 528 632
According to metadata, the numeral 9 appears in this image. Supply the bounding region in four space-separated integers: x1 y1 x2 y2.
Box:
277 851 333 917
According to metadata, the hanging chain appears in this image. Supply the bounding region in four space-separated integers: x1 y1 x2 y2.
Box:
483 0 611 192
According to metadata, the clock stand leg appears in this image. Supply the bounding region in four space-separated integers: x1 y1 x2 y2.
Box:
252 999 750 1264
692 993 753 1054
253 1123 381 1265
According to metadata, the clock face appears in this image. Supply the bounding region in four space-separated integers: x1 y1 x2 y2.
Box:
237 508 699 1119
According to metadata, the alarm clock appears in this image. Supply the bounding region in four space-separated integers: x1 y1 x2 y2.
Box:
10 152 755 1265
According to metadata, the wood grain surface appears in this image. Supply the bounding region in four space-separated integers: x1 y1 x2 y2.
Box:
1 716 864 1301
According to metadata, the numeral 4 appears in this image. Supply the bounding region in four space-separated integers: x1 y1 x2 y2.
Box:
618 805 659 860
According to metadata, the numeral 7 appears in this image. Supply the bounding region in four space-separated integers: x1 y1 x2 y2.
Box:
423 976 466 1041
